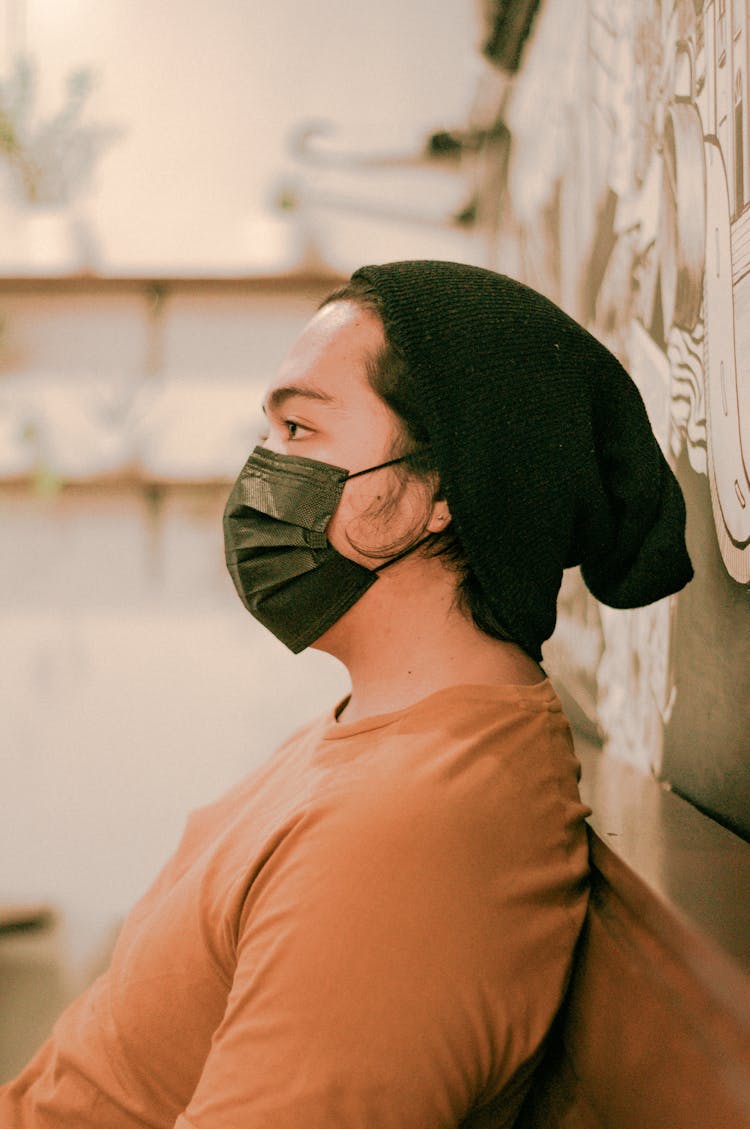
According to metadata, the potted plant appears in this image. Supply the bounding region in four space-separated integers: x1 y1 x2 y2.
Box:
0 55 121 269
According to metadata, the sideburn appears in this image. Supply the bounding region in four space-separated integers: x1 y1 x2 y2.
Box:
343 459 438 560
343 337 447 561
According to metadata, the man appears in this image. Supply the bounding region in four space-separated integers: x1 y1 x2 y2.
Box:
0 261 692 1128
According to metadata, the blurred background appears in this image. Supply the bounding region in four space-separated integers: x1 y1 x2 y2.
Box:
1 0 749 1082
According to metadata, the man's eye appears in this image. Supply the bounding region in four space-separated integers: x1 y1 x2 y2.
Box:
257 417 311 443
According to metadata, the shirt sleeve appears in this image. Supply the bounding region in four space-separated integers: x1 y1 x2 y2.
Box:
176 759 586 1129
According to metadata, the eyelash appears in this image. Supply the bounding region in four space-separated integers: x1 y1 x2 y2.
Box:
258 419 309 443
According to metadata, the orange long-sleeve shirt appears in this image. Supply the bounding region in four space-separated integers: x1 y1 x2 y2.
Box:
0 680 590 1128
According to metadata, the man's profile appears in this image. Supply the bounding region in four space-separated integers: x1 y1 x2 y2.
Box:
0 260 692 1128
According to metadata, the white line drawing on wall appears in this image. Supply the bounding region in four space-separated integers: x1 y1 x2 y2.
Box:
500 0 749 768
562 0 750 581
591 0 750 767
658 0 750 581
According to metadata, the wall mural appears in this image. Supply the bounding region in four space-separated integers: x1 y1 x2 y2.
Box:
490 0 750 792
621 0 748 583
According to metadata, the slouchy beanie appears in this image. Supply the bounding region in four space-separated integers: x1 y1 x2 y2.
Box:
351 260 693 661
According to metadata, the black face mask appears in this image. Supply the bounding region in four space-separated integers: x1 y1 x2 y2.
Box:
223 446 418 652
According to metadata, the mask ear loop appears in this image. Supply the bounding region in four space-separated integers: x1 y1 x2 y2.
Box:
346 454 411 480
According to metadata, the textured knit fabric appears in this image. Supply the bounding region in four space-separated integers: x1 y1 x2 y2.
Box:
0 681 589 1129
352 260 694 661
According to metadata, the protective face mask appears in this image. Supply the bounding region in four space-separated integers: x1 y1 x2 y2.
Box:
223 445 416 652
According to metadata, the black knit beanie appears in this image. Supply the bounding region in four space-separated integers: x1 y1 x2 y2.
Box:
351 260 693 662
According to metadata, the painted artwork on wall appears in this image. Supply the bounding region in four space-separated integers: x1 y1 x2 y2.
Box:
493 0 750 835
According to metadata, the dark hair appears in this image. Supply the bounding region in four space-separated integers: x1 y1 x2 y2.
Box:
320 279 515 644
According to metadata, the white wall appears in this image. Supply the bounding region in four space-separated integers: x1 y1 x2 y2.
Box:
0 0 480 272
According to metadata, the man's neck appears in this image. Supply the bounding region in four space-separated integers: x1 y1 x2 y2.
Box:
314 558 545 725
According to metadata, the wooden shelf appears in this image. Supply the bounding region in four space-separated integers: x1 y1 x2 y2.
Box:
0 270 346 294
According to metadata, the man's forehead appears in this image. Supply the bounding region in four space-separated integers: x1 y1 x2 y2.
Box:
265 301 384 405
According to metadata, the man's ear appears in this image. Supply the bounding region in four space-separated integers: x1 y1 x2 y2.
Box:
426 500 452 534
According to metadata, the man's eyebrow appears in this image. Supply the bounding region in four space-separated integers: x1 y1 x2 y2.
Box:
263 384 337 414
